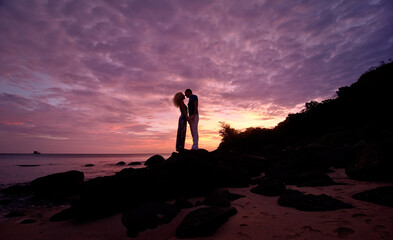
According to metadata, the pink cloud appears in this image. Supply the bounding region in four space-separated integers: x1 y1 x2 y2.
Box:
1 0 392 153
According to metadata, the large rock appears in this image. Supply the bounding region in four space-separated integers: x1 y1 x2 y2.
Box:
121 202 179 238
250 176 286 196
285 170 338 187
345 141 393 182
70 149 265 221
278 189 353 211
203 189 245 207
352 186 393 208
176 207 237 238
30 170 84 200
144 155 165 168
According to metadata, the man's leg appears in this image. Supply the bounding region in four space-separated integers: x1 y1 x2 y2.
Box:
189 114 199 150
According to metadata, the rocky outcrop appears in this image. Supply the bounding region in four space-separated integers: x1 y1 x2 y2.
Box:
122 202 179 238
346 141 393 182
203 189 245 207
30 170 84 200
144 155 165 168
352 186 393 208
278 189 353 211
176 207 237 238
67 149 265 222
250 176 286 196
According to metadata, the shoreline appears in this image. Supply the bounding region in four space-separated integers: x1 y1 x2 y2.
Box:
1 168 392 240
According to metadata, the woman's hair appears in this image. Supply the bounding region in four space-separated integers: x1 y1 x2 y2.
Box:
173 92 185 107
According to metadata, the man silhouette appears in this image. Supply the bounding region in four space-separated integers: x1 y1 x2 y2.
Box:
185 89 199 150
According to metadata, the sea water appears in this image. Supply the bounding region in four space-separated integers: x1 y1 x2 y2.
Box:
0 153 171 189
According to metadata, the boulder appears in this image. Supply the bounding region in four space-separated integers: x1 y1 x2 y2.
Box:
2 184 32 196
144 155 165 168
352 186 393 207
128 162 142 166
20 219 37 224
50 208 75 222
285 170 338 187
116 161 126 166
278 189 353 211
5 211 25 218
84 164 95 167
0 199 12 205
345 141 393 182
176 207 237 238
203 189 244 207
250 176 286 196
175 199 194 209
122 202 179 238
30 170 84 200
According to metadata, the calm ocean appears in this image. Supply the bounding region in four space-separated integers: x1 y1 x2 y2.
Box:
0 153 171 189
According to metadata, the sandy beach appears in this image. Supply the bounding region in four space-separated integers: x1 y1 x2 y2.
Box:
1 168 392 240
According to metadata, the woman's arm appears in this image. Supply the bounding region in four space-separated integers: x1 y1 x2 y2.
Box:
180 102 189 120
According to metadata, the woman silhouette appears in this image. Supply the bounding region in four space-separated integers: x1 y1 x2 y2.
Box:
173 92 188 152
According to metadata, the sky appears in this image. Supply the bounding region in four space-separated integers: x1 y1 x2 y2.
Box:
1 0 392 154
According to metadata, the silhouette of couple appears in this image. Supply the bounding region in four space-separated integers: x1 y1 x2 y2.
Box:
173 89 198 152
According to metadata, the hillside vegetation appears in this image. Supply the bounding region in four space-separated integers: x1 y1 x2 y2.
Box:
219 61 393 181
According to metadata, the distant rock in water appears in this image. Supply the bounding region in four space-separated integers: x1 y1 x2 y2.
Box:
116 161 126 166
33 151 40 154
17 164 40 167
84 164 95 167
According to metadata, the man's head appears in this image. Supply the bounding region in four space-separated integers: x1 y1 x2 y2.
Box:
185 89 192 98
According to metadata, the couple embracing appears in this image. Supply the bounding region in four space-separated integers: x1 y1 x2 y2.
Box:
173 89 198 152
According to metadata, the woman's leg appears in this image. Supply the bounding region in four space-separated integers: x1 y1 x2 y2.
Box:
176 115 187 151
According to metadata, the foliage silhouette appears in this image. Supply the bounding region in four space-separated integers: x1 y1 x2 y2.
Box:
219 61 393 154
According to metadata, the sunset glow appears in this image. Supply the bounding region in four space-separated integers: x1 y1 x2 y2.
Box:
1 0 392 153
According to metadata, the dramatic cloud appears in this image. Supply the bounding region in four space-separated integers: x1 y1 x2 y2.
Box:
1 0 392 153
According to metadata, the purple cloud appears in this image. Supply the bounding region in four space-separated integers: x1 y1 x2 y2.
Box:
1 0 392 153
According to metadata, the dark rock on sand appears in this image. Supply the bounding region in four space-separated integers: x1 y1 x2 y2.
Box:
285 170 338 187
250 176 286 196
70 149 266 221
30 170 84 200
346 141 393 182
50 208 75 222
352 186 393 207
0 199 12 205
175 199 194 209
176 207 237 238
20 219 37 224
203 189 245 207
5 211 25 218
144 155 165 168
116 161 126 166
122 202 179 238
278 189 353 211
